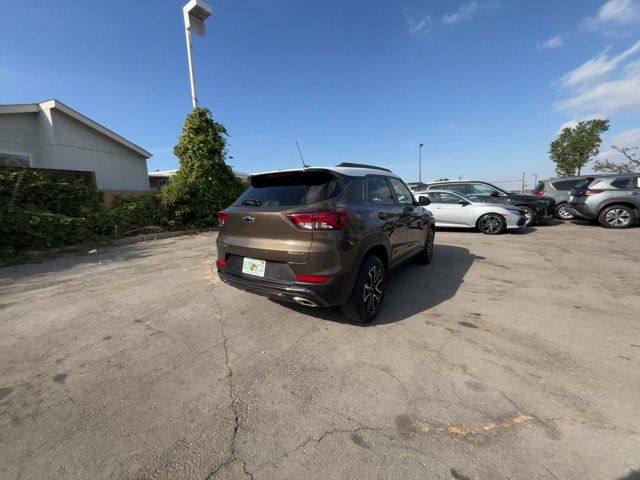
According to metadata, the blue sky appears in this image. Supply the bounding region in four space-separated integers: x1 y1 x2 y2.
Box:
2 0 640 189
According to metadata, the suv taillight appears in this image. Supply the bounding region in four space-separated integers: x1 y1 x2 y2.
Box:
586 189 604 195
217 211 229 225
286 210 353 230
535 190 545 196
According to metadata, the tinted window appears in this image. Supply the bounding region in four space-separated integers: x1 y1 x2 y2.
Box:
366 176 395 205
470 183 501 195
532 181 545 194
427 192 461 204
388 177 413 205
235 171 337 207
551 179 582 191
611 177 633 189
571 178 596 192
429 183 467 193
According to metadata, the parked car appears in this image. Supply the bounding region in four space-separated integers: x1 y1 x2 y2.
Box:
567 174 640 228
532 175 609 220
216 163 436 323
423 180 556 226
415 189 527 234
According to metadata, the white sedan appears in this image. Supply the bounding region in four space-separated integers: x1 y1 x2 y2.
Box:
414 190 527 234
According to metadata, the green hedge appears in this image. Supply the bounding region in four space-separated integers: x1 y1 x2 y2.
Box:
0 168 173 260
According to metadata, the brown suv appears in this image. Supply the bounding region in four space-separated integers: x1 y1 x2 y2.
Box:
216 163 436 323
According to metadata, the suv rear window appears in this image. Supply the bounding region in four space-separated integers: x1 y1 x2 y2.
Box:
235 171 338 207
551 179 582 191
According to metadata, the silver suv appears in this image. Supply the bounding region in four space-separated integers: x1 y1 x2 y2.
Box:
532 176 608 220
568 174 640 228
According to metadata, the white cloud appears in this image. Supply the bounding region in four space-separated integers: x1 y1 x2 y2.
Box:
557 120 579 134
589 0 640 26
537 35 565 51
442 2 478 25
597 127 640 160
560 40 640 87
555 76 640 115
408 15 432 35
554 39 640 116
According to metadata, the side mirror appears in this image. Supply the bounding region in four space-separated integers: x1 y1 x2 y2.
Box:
490 191 500 197
418 195 430 206
458 200 470 206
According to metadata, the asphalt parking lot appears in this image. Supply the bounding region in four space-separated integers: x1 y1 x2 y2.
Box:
1 222 639 480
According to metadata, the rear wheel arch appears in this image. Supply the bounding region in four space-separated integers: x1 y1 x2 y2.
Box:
362 244 388 271
599 201 637 214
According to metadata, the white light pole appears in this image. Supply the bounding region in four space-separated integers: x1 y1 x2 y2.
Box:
419 143 424 184
183 0 212 108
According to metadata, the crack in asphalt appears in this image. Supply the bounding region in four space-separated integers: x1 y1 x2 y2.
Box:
207 256 254 480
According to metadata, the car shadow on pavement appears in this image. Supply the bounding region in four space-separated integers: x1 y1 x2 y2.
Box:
616 471 640 480
280 244 482 326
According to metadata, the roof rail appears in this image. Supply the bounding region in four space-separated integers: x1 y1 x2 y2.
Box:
336 162 392 172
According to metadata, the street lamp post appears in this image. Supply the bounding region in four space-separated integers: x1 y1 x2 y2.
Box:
183 0 212 108
419 143 424 184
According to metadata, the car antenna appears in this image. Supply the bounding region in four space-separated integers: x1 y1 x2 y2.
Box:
296 141 309 168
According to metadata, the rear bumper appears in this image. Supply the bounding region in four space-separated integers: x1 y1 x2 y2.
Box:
217 268 352 307
536 205 555 222
568 202 596 219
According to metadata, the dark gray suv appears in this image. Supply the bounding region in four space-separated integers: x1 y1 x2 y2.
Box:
568 174 640 228
216 163 436 323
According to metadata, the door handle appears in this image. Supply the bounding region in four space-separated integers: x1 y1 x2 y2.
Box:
378 212 388 220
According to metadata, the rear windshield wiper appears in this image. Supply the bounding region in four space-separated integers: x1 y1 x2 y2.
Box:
241 199 262 206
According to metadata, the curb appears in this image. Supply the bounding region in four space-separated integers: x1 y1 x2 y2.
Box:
111 228 218 246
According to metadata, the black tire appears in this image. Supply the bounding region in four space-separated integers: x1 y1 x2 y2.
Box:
340 255 386 324
519 205 536 226
477 213 507 235
416 227 435 265
598 204 634 229
555 203 575 220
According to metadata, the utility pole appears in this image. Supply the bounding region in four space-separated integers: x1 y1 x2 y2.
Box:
522 172 525 193
183 0 212 108
419 143 424 184
533 173 538 186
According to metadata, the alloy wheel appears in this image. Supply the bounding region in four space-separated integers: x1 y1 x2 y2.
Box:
363 265 383 314
479 215 503 234
557 205 574 220
605 208 631 227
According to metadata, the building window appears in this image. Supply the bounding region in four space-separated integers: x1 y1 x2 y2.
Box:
0 152 31 167
158 179 167 187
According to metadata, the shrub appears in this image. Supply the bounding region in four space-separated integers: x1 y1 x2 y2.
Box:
160 108 245 227
105 194 170 237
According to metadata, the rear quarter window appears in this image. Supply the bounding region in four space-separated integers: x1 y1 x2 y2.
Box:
611 177 633 189
235 171 338 207
551 179 582 191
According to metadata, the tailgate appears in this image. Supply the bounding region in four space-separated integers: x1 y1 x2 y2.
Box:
218 208 312 263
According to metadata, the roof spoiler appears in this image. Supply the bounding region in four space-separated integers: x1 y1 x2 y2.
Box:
336 162 392 173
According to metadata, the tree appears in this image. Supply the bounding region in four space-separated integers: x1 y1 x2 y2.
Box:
161 108 244 227
549 119 609 176
594 145 640 173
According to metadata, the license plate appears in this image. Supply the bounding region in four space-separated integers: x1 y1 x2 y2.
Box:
242 257 266 277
